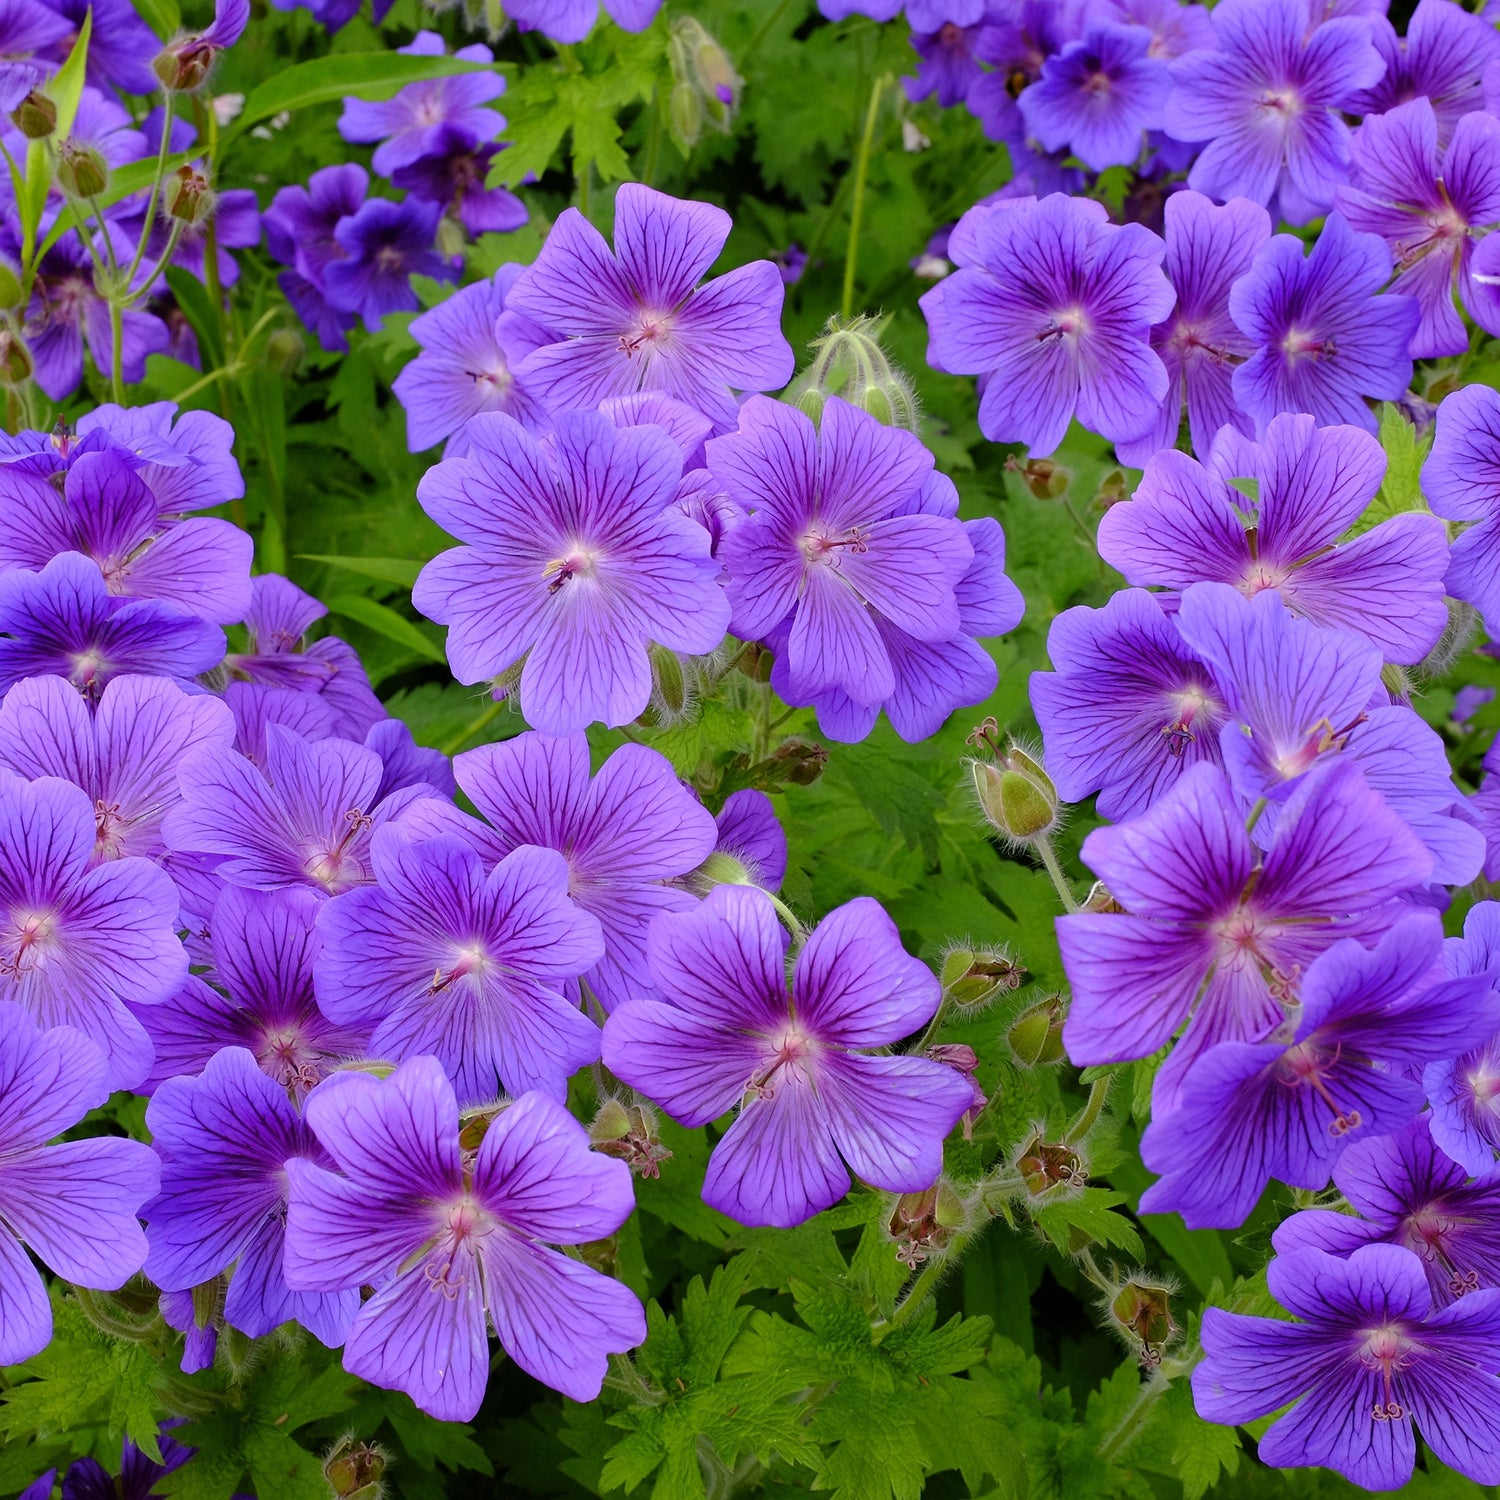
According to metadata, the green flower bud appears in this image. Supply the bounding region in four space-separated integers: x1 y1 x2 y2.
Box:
784 314 922 433
10 90 55 140
590 1098 672 1178
1007 993 1067 1067
649 643 691 722
971 745 1059 843
669 80 703 151
56 141 108 200
0 326 33 386
324 1436 388 1500
1108 1277 1178 1367
166 163 213 224
263 328 305 376
668 18 741 145
940 946 1025 1008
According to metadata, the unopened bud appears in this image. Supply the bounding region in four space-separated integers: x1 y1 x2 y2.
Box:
324 1436 387 1500
939 946 1025 1008
887 1181 966 1267
786 314 921 433
669 81 703 150
153 39 217 93
458 1103 505 1152
648 644 692 723
166 164 213 224
767 737 827 786
10 90 55 139
1109 1278 1178 1368
0 328 32 386
56 142 108 200
971 744 1059 843
263 327 304 376
668 18 741 140
1096 467 1129 506
1016 1131 1087 1198
1006 454 1069 499
1082 880 1123 915
694 848 756 891
1008 994 1066 1067
590 1098 672 1179
435 211 467 259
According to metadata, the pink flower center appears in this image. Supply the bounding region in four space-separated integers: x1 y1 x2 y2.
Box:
1274 1040 1364 1137
1038 306 1090 343
618 312 673 357
748 1027 815 1101
428 943 488 995
1161 687 1212 758
2 911 56 978
306 807 372 891
1358 1323 1412 1421
1280 326 1335 362
800 526 870 566
542 545 603 595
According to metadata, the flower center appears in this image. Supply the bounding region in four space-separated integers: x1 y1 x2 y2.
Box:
748 1027 814 1101
1466 1064 1500 1111
428 942 488 995
2 911 57 978
1161 687 1212 758
1274 1040 1363 1136
1258 86 1302 118
1038 306 1089 343
1271 713 1367 780
618 311 672 357
1280 326 1335 362
306 807 372 891
800 525 870 566
541 545 602 594
1358 1323 1412 1421
375 244 406 273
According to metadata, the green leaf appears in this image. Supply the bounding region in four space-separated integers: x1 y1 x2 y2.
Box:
133 0 181 41
298 553 424 587
326 594 446 663
222 53 493 151
1348 402 1433 538
1165 1383 1241 1500
165 265 226 369
1033 1187 1145 1260
47 11 91 138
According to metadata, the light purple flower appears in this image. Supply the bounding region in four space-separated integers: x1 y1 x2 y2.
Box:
1335 101 1500 359
391 268 550 455
42 0 161 95
1139 914 1499 1228
1276 1115 1500 1308
709 788 788 893
0 768 186 1089
1229 213 1420 434
0 671 234 862
505 0 663 44
1194 1244 1500 1489
1030 586 1228 823
1421 383 1500 635
74 402 245 516
967 2 1085 143
505 184 794 432
323 197 455 332
1098 414 1450 665
1058 759 1431 1111
133 883 371 1095
1164 0 1386 224
144 1046 359 1346
284 1060 645 1418
1115 190 1271 467
315 828 604 1105
0 0 69 111
447 731 716 1014
710 397 971 707
338 33 504 177
919 192 1173 456
1092 0 1215 60
904 18 992 109
413 409 729 736
0 1004 158 1364
162 723 446 898
1018 21 1171 171
603 886 974 1228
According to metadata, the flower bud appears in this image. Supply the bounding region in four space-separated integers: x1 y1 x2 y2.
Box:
590 1098 672 1179
166 164 213 225
1006 454 1070 499
458 1103 506 1152
153 39 217 93
1108 1277 1178 1367
669 80 703 150
887 1181 966 1268
324 1436 387 1500
668 18 741 144
1082 880 1123 915
971 745 1059 844
0 326 31 386
1007 993 1067 1067
647 644 694 725
785 314 922 434
263 327 305 376
1016 1131 1087 1198
56 142 107 200
939 946 1024 1008
767 737 828 786
925 1044 986 1139
10 90 55 140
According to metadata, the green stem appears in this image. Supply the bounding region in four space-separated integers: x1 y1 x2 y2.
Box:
841 72 888 322
1244 796 1269 834
1035 835 1079 913
440 697 505 757
912 991 952 1055
123 92 174 288
1097 1369 1170 1462
766 889 808 949
109 300 124 403
741 0 796 64
1065 1077 1110 1145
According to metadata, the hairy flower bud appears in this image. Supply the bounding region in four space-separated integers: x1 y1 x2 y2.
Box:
667 17 741 148
1108 1276 1179 1368
1008 993 1067 1067
263 327 305 376
590 1098 672 1179
785 314 922 434
166 164 213 225
324 1435 388 1500
10 90 55 140
887 1181 966 1268
1016 1130 1088 1199
669 80 703 150
939 946 1025 1008
1006 454 1070 499
766 737 828 786
971 744 1059 844
645 644 696 726
56 141 107 200
0 327 32 386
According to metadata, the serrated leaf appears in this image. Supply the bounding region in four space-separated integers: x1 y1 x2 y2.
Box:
326 594 446 663
1034 1187 1144 1260
1347 402 1432 538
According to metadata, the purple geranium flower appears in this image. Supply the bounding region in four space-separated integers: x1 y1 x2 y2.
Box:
59 1426 195 1500
1139 915 1499 1229
41 0 162 95
966 2 1084 143
162 723 446 898
0 553 225 700
1176 583 1484 883
603 886 974 1228
1115 190 1271 467
505 0 662 44
1164 0 1386 224
413 409 729 736
0 672 235 863
1098 414 1450 664
153 0 249 90
389 130 527 240
1093 0 1215 59
1228 213 1420 434
0 0 69 110
323 197 455 332
315 829 604 1105
1018 21 1171 171
447 731 717 1013
391 268 550 455
74 401 245 516
708 788 788 894
284 1060 645 1418
224 574 385 742
1276 1115 1500 1308
0 768 186 1089
144 1045 360 1347
710 397 971 707
133 883 371 1094
1194 1244 1500 1489
1335 101 1500 359
0 448 253 624
339 33 504 177
919 192 1173 456
1059 759 1431 1111
1423 901 1500 1177
1030 586 1228 823
263 163 367 354
904 20 991 109
1351 0 1500 145
0 1003 159 1363
505 184 794 432
1421 383 1500 635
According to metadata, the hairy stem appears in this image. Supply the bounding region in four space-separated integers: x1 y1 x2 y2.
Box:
1035 835 1079 913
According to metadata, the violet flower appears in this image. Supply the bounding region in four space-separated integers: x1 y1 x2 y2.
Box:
603 886 974 1228
1421 383 1500 635
262 163 367 354
284 1060 645 1418
74 401 245 516
505 0 663 44
708 788 788 894
389 130 527 240
323 197 455 333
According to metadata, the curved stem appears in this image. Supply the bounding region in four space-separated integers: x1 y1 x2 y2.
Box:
1034 835 1079 913
1065 1076 1110 1146
123 92 174 288
439 696 505 757
841 73 888 322
766 889 808 949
